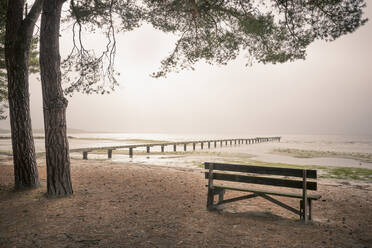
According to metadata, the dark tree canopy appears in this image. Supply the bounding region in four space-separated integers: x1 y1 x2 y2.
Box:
144 0 368 77
61 0 367 95
1 0 367 195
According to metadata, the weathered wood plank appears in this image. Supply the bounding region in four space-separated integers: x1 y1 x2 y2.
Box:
204 162 317 179
205 172 317 190
212 184 321 200
259 194 301 215
217 193 258 205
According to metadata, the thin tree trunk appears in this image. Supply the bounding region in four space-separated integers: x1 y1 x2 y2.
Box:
5 0 43 190
40 0 73 196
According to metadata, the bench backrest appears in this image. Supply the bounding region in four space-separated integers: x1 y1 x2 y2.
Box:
205 162 317 191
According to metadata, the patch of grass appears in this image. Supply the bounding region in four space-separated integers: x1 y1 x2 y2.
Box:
273 148 372 163
0 136 45 140
201 158 372 182
242 160 313 169
199 158 318 170
36 152 46 159
0 150 45 159
0 150 12 156
320 167 372 181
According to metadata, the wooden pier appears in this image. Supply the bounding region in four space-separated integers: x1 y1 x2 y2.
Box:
71 136 281 160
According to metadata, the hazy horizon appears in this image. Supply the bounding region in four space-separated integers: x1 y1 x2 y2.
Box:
0 4 371 136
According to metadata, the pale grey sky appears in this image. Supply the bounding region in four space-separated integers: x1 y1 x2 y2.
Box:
1 4 371 135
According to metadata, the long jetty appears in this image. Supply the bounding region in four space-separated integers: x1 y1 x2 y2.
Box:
71 136 281 160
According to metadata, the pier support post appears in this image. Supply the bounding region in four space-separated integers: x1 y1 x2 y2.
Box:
201 142 204 150
208 142 210 149
161 145 165 153
184 144 187 151
220 141 223 146
173 144 177 152
146 146 150 153
193 143 196 150
214 141 217 148
83 151 88 160
129 148 133 158
108 149 113 159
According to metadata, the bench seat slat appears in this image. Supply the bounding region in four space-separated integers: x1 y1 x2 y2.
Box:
205 172 317 190
205 162 317 179
213 184 321 200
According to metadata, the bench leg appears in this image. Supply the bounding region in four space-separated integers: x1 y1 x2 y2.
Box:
300 199 313 222
207 189 215 211
300 200 304 220
218 189 225 204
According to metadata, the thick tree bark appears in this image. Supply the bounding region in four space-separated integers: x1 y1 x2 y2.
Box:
5 0 43 189
40 0 73 196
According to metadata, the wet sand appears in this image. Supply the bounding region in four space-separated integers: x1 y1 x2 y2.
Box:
68 142 372 171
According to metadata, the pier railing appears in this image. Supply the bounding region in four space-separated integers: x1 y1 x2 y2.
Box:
70 136 281 160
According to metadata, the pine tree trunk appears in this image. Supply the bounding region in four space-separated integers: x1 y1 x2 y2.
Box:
40 0 73 196
5 0 43 190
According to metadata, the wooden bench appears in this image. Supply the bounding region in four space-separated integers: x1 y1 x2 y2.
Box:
205 162 321 222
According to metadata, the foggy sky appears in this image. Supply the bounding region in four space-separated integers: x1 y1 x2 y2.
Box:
1 5 371 135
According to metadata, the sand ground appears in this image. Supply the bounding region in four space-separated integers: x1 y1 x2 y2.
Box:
0 157 371 248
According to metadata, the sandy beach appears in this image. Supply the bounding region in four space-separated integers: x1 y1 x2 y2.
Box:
0 156 371 248
1 0 371 246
